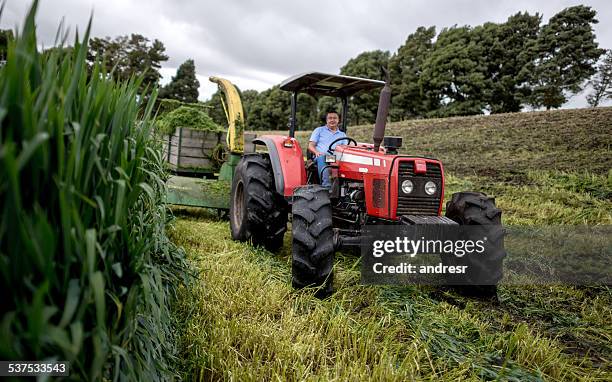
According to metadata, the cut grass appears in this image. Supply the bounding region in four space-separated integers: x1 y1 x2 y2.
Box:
444 172 612 225
157 105 222 135
170 219 438 381
169 209 611 381
169 166 612 380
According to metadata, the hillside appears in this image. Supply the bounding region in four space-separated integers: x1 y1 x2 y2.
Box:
265 106 612 180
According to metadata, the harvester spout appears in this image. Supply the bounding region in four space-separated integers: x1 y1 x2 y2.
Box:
209 76 245 153
373 69 391 152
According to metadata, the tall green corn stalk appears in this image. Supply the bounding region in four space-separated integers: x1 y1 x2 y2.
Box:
0 2 189 380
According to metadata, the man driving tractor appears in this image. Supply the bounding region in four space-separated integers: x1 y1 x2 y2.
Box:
308 110 346 187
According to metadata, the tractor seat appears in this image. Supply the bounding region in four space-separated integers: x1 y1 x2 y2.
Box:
305 153 320 184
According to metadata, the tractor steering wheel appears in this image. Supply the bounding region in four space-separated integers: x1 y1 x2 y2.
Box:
327 137 357 155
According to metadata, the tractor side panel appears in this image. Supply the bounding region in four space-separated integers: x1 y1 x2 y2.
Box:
364 174 391 218
333 148 393 219
254 135 307 197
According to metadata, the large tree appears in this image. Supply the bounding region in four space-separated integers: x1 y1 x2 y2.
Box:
239 86 290 131
521 5 603 109
340 50 390 125
388 26 436 120
87 34 168 93
420 26 488 117
243 91 264 130
261 86 291 131
475 12 541 113
240 89 258 126
241 6 605 125
586 49 612 107
159 59 200 103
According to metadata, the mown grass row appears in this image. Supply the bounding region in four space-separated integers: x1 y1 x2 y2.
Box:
169 216 610 380
171 219 461 381
0 2 188 380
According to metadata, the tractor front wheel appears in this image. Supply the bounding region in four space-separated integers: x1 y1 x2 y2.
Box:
230 154 288 251
291 185 335 298
444 191 506 298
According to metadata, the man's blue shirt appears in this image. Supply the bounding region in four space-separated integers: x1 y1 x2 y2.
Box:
309 125 347 154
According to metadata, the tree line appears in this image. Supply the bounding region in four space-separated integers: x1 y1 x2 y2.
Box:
229 5 610 131
2 5 610 131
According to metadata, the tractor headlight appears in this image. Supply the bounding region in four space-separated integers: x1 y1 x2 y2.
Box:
424 181 437 195
401 180 414 194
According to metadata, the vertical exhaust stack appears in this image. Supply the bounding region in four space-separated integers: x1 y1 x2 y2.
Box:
373 68 391 152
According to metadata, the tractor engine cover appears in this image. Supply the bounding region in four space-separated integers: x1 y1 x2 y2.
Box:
333 145 445 220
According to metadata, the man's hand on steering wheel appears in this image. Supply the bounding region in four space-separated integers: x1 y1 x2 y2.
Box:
326 136 357 155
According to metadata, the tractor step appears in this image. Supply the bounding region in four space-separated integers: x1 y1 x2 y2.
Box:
400 215 458 225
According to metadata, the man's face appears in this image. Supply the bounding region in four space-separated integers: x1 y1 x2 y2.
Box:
326 113 340 129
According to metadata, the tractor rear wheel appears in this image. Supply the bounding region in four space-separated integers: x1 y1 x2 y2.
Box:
444 191 506 298
291 185 334 298
230 154 288 251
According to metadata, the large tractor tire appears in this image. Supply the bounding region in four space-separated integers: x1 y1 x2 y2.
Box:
291 185 335 298
230 154 288 251
444 191 506 298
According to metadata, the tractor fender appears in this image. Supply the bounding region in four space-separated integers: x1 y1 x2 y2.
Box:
253 135 306 197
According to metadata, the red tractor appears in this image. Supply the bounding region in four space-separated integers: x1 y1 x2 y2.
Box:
229 72 505 297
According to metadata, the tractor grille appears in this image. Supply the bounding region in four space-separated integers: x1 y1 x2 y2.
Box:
397 161 442 216
398 161 442 178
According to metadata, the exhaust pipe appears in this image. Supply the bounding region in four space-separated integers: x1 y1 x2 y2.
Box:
373 68 391 152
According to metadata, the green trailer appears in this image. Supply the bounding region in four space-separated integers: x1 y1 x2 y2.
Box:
164 76 253 211
165 154 241 210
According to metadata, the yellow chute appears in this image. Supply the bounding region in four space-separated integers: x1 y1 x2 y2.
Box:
209 76 245 153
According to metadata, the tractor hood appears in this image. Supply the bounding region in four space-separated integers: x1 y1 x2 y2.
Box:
333 145 445 219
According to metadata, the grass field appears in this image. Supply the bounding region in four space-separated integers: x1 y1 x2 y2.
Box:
169 107 611 381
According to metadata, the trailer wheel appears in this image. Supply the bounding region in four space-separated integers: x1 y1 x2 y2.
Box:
230 154 288 251
291 185 335 298
444 192 506 298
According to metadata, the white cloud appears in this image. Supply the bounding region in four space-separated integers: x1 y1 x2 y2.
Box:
3 0 611 105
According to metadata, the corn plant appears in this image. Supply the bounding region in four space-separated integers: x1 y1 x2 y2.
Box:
0 1 189 380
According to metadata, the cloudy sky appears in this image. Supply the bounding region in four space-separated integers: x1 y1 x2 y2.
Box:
3 0 611 107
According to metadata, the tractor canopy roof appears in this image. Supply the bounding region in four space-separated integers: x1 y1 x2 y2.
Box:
279 72 384 98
